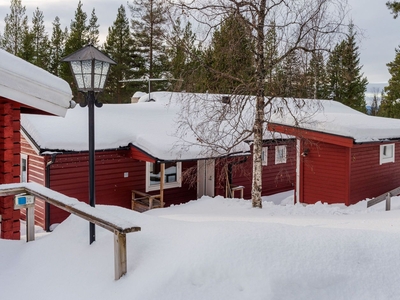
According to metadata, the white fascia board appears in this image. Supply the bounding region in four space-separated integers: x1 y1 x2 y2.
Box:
0 49 72 117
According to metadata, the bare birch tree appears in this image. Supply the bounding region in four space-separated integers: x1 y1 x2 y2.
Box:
172 0 348 208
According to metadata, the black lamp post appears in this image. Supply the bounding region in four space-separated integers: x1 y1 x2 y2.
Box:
62 45 116 244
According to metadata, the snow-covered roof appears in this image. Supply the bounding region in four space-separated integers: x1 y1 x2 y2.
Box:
0 49 73 117
269 98 400 143
21 92 252 161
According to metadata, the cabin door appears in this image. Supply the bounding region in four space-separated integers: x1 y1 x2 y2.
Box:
197 159 215 198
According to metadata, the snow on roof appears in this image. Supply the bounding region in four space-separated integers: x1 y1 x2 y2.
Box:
21 92 251 161
0 49 72 117
269 98 400 143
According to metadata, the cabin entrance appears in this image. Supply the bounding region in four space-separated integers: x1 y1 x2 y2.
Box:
197 159 215 198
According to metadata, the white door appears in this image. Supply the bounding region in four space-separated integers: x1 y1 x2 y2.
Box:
197 159 215 198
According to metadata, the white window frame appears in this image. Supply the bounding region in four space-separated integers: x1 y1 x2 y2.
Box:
145 161 182 192
275 145 287 164
262 147 268 166
21 154 28 183
380 144 395 165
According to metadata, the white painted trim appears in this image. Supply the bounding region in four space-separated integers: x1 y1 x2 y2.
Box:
21 130 40 155
296 139 300 204
145 161 182 192
380 144 395 165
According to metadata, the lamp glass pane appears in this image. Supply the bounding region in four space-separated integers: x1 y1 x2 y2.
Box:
75 74 85 89
70 61 82 75
83 74 92 89
99 76 107 89
102 62 110 76
82 60 92 74
94 74 101 89
94 61 103 74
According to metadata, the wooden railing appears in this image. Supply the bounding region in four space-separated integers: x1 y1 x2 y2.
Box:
0 182 141 280
367 186 400 210
131 190 162 212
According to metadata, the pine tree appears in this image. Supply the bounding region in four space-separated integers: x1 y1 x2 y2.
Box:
49 16 67 76
103 5 135 103
1 0 28 55
18 24 34 62
326 23 368 112
387 1 400 18
61 0 89 99
308 51 329 99
30 7 50 69
381 47 400 118
205 13 255 94
87 8 100 46
129 0 170 91
167 18 201 92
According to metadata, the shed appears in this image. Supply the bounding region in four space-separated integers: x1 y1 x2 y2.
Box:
21 92 295 229
0 49 72 239
268 98 400 206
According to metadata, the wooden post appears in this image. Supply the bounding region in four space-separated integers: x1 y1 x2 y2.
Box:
114 231 127 280
160 163 165 207
386 193 391 211
26 206 35 242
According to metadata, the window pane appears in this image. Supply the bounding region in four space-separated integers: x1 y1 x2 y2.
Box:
149 162 178 185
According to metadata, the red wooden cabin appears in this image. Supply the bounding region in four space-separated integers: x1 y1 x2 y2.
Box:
0 49 72 239
268 98 400 206
21 93 295 229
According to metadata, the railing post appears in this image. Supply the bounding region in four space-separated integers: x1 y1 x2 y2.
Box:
114 231 127 280
386 193 391 211
26 206 35 242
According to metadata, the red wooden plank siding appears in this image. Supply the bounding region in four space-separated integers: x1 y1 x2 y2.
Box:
0 98 21 240
349 142 400 205
302 141 348 204
214 142 295 199
20 135 46 227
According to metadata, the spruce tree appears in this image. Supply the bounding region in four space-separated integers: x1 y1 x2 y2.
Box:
61 0 89 99
326 24 368 112
49 16 67 76
1 0 28 55
308 51 329 99
382 47 400 118
88 8 100 46
103 5 135 103
205 13 255 94
387 1 400 18
30 7 50 69
129 0 170 91
167 18 201 92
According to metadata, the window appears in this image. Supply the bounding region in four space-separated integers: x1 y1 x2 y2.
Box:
275 145 287 164
262 147 268 166
380 144 395 165
21 154 28 182
146 161 182 192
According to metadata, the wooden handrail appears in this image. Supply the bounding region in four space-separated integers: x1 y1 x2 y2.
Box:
367 186 400 210
0 182 141 280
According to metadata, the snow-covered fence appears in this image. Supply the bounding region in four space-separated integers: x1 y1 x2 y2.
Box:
0 182 141 280
367 186 400 210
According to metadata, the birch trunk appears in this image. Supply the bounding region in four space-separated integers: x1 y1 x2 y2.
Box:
251 0 267 208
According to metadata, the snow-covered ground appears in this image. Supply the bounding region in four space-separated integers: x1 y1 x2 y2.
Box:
3 191 400 300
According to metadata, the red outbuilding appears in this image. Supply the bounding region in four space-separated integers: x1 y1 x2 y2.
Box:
268 98 400 206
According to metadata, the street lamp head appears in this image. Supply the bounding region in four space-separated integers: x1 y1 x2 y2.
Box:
61 44 116 93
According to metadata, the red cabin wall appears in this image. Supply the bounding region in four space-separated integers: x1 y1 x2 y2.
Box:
301 140 349 205
214 141 295 199
0 98 21 240
22 138 198 227
349 142 400 205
